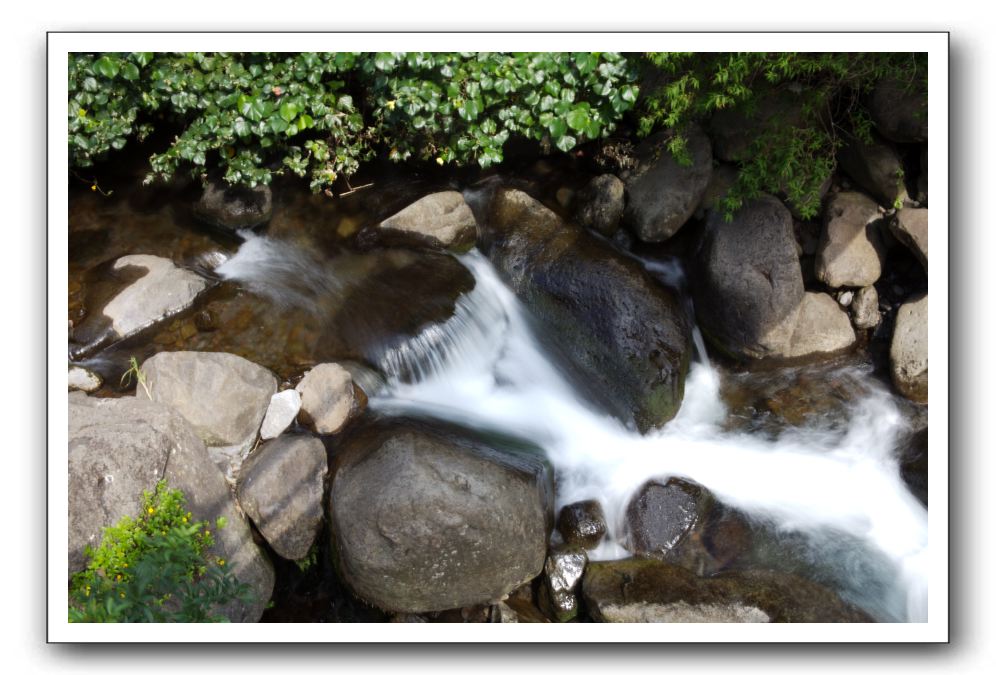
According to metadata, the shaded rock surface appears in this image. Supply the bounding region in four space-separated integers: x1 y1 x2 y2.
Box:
816 192 886 288
868 78 928 144
481 188 692 432
138 351 277 478
193 180 272 231
366 191 477 251
259 389 301 440
624 125 712 242
236 434 327 560
890 294 928 403
295 362 362 435
837 136 908 206
582 558 873 623
330 418 553 613
576 174 625 236
557 500 608 550
889 207 928 272
68 393 274 621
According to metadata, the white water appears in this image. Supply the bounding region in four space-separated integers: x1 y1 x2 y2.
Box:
372 250 928 622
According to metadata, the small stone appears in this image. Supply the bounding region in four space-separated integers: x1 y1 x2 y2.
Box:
543 545 587 622
68 366 102 392
555 187 574 210
260 389 302 440
295 363 360 435
851 286 880 329
556 500 608 550
838 291 854 307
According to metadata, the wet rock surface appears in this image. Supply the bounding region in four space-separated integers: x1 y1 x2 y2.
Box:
330 418 553 613
557 500 608 550
542 545 587 621
625 478 709 561
236 434 327 561
482 188 692 431
68 393 274 621
193 180 273 231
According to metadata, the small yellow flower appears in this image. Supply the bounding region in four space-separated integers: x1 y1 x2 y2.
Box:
119 592 125 599
182 516 188 523
122 563 128 568
147 507 155 515
78 108 86 117
91 184 97 192
115 574 122 581
436 157 444 166
386 100 396 111
217 558 226 566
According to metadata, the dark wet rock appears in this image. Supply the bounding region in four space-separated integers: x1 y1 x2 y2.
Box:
330 418 553 613
236 434 327 561
543 545 587 622
890 294 928 403
701 506 755 571
898 427 928 507
557 500 608 550
259 389 301 440
852 285 881 330
193 180 272 231
709 93 805 163
624 479 710 562
68 393 274 621
816 192 886 288
295 363 363 435
868 78 928 144
623 125 713 242
481 189 692 432
364 191 477 251
837 135 908 207
68 366 101 392
582 558 873 622
576 174 625 236
889 207 928 273
138 351 278 480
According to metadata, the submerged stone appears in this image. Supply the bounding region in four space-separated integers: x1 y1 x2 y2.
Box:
557 500 608 550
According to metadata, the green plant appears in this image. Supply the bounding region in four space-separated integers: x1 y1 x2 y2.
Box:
68 480 253 622
119 356 150 397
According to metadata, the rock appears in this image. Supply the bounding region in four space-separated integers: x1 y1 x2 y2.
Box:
68 393 274 621
815 192 886 288
555 187 575 210
851 286 881 329
557 500 608 550
838 291 854 307
575 174 625 236
543 545 587 622
697 163 739 216
68 366 101 392
259 389 302 440
889 208 928 273
837 135 908 207
868 78 928 143
769 292 857 360
624 479 709 561
236 434 327 560
899 427 928 506
623 125 713 242
137 351 278 479
368 191 477 251
890 294 928 403
330 419 553 613
582 559 873 622
193 180 272 231
918 146 928 205
709 93 804 163
481 189 692 432
295 363 363 435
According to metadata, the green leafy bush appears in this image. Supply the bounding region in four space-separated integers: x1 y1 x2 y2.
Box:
68 480 252 623
68 52 640 193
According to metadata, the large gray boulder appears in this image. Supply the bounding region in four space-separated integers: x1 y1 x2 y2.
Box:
890 294 928 403
868 78 928 144
576 174 625 236
623 125 713 242
582 558 873 622
137 351 277 479
236 435 327 561
816 192 887 288
193 180 272 231
481 189 692 432
694 196 855 361
330 419 553 613
837 135 908 207
68 393 274 622
367 191 477 251
295 362 363 435
889 207 928 272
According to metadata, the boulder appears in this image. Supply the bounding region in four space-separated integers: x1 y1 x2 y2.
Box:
851 285 881 330
68 366 101 392
697 163 739 216
481 189 692 432
543 545 587 622
709 93 805 163
815 192 886 288
68 393 274 621
556 500 608 550
295 362 364 435
259 389 302 440
623 125 713 242
837 135 908 207
366 191 477 251
889 208 928 272
193 180 272 231
582 558 873 622
694 196 855 361
868 78 928 144
918 145 928 205
624 479 710 562
576 174 625 236
236 434 327 560
137 351 277 479
890 294 928 403
330 419 553 613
